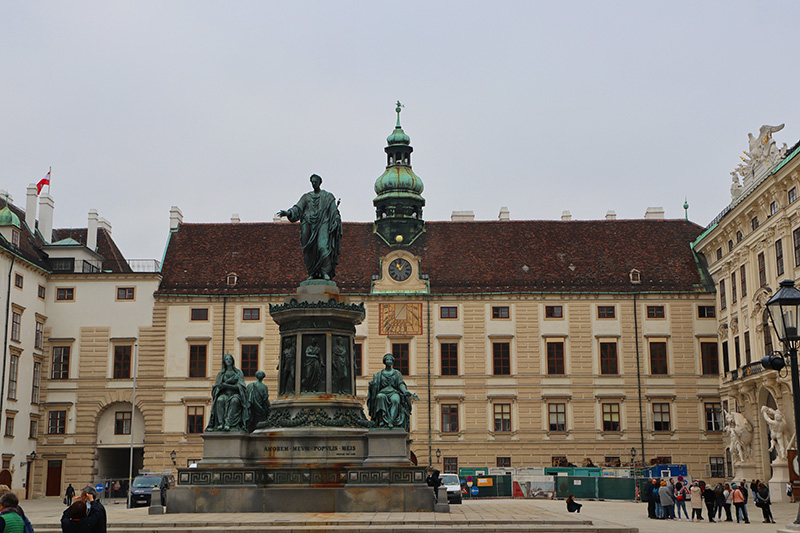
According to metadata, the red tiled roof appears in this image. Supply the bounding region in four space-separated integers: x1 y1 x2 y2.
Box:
157 219 710 295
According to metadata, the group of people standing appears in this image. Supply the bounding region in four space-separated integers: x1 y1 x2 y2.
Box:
645 477 775 524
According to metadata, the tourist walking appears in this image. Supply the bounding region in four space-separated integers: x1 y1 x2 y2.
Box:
658 480 675 520
755 482 775 524
702 482 717 522
690 482 703 521
731 483 749 523
81 486 107 533
674 481 689 520
65 483 75 506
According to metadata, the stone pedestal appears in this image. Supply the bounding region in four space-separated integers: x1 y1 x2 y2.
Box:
733 462 760 482
770 460 792 503
435 487 450 513
363 430 413 466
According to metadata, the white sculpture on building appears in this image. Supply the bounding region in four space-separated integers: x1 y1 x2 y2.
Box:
724 410 754 464
761 406 795 461
731 124 790 198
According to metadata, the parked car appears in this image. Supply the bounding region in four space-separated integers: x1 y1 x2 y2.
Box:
440 473 462 504
129 474 174 508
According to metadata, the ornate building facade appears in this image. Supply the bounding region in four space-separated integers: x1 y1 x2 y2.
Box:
693 124 800 494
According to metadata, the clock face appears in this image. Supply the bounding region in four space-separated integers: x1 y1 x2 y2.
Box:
388 258 413 281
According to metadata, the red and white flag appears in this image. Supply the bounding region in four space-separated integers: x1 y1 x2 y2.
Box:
36 170 50 195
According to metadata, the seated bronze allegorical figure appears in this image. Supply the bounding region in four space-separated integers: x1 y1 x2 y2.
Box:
367 353 419 430
207 352 249 431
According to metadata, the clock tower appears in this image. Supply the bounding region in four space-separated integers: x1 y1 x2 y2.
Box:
373 101 426 245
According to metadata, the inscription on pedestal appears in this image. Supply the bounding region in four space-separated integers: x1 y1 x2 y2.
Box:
264 443 362 459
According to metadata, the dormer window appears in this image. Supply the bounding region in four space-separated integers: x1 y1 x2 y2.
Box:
11 229 19 247
226 272 238 287
629 269 641 284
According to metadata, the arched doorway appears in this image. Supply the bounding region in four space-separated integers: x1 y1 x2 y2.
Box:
95 402 145 482
0 469 11 487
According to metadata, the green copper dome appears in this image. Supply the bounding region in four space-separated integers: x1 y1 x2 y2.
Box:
374 166 425 199
386 101 411 145
0 204 21 229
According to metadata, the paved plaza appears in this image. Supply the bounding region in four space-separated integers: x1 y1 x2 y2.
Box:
16 496 800 532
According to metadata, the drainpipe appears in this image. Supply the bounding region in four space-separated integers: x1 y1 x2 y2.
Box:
633 293 646 482
426 293 432 467
0 256 16 431
221 297 227 357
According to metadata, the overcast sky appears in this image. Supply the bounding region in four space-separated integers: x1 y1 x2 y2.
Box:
2 1 800 260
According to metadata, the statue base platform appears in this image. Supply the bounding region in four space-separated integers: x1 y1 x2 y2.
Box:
770 460 791 503
171 427 433 513
733 462 760 481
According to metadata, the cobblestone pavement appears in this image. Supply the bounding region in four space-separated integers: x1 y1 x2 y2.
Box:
17 496 800 532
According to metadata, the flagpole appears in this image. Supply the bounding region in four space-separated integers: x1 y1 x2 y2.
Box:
48 167 52 195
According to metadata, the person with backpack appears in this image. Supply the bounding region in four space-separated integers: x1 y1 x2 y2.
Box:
674 481 689 520
0 491 34 533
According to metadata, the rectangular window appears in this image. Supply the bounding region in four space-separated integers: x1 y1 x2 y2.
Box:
440 306 457 319
29 420 37 439
443 457 458 474
11 230 19 247
777 239 785 276
701 342 719 375
113 345 132 379
597 305 615 318
600 342 618 375
56 287 74 301
7 354 19 400
5 417 14 437
716 248 722 261
719 279 727 310
770 201 779 216
497 457 511 468
492 306 509 319
731 272 737 303
48 410 66 434
187 406 205 434
189 345 207 377
14 273 23 288
653 403 671 431
31 361 40 404
353 343 362 377
705 402 722 431
722 341 730 374
752 217 759 230
758 252 767 288
35 321 44 350
698 306 716 318
241 344 259 377
546 341 565 375
646 305 665 319
11 311 21 342
602 403 620 432
548 403 566 432
791 187 798 204
794 227 800 267
51 346 70 379
709 456 725 478
114 411 132 435
734 336 741 368
442 404 459 433
116 287 135 300
493 403 511 432
545 305 563 318
765 327 774 360
38 285 46 300
191 308 208 321
649 342 668 375
492 342 510 375
740 265 747 298
391 343 409 375
242 308 260 321
440 343 458 376
744 332 751 365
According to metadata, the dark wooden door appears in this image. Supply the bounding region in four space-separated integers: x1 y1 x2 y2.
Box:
0 469 11 487
45 460 62 496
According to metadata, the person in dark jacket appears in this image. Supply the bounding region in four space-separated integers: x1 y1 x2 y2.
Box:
81 486 107 533
645 479 657 518
64 484 76 506
566 494 582 513
61 500 89 533
756 482 775 523
426 469 442 503
702 483 717 522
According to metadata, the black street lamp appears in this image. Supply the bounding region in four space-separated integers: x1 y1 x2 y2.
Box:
761 279 800 524
25 450 36 500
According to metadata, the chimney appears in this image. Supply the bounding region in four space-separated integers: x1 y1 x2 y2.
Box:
605 210 617 220
25 185 37 232
498 207 510 221
451 210 475 222
231 213 241 223
87 210 99 252
39 193 54 243
561 210 572 221
97 217 112 236
170 206 183 230
644 207 665 220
